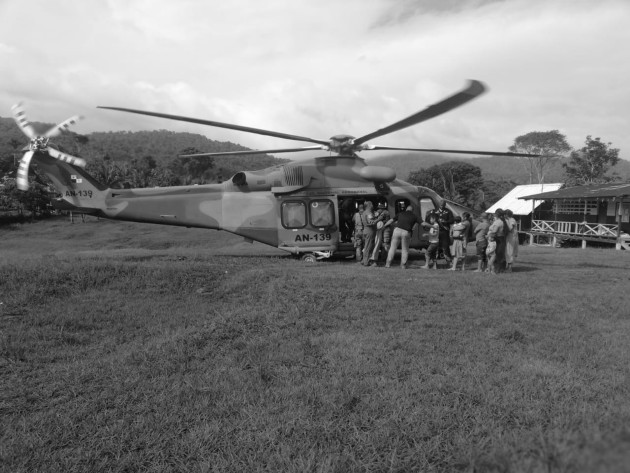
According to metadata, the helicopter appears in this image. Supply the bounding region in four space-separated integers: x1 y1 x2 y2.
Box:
12 80 539 262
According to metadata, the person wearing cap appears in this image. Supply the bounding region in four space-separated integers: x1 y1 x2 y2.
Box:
371 201 392 262
385 205 422 269
473 212 490 272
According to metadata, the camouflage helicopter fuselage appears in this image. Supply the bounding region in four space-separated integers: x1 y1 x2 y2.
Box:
15 80 538 259
36 152 447 258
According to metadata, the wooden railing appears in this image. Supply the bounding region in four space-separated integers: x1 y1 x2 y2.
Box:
531 220 619 238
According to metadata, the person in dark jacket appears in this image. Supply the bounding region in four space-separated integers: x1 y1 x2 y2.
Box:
385 205 423 269
435 200 454 264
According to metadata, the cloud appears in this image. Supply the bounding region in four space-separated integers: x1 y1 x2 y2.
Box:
0 0 629 161
0 42 15 54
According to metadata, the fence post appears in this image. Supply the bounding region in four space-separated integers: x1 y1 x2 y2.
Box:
616 199 624 250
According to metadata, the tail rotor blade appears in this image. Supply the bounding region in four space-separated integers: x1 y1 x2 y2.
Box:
17 150 35 191
45 115 83 138
47 147 87 168
11 103 36 139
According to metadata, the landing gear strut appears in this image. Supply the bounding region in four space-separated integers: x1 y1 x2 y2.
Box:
300 251 332 263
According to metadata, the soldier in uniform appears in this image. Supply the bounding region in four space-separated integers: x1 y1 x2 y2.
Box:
361 201 379 266
352 204 364 261
435 200 454 264
371 202 393 262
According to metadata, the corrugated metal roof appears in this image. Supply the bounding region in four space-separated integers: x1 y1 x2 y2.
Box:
520 182 630 200
486 183 563 215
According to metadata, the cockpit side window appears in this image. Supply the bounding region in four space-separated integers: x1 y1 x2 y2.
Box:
420 197 437 220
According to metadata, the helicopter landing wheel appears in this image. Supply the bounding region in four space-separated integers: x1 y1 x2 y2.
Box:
301 253 318 264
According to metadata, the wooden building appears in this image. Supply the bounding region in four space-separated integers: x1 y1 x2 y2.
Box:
486 183 562 233
519 182 630 250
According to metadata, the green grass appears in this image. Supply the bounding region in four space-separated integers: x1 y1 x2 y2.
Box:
1 217 630 472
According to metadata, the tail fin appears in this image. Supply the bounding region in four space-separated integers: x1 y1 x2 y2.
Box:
33 152 108 214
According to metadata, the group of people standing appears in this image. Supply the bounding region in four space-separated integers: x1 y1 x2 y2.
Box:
352 201 395 266
351 199 519 273
420 201 472 271
472 208 519 274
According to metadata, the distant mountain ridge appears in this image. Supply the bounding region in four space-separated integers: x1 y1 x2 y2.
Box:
367 152 630 184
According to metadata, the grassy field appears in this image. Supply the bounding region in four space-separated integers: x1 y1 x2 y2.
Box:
1 217 630 472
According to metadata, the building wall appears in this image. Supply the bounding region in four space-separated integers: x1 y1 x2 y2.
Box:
534 198 630 233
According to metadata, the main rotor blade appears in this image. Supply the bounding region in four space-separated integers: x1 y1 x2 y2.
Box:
47 147 87 168
353 80 486 146
17 150 34 190
11 103 36 139
180 145 326 158
98 106 331 147
367 145 541 158
45 115 83 138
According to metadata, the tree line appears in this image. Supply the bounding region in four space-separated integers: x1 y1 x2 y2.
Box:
0 119 623 218
408 131 621 211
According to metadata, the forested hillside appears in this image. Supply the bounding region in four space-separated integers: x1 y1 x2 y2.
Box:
368 152 630 184
0 116 288 180
4 115 629 185
3 115 629 216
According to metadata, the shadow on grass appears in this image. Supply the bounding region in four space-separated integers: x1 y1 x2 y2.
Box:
510 264 540 273
521 260 627 271
213 253 294 260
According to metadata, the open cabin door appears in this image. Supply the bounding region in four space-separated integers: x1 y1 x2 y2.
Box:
276 195 339 254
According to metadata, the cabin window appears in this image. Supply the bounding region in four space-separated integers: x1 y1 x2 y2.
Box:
282 201 307 228
310 200 335 227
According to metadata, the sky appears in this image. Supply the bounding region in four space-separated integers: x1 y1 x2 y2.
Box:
1 0 629 161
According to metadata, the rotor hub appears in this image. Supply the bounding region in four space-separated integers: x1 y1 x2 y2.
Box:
329 134 358 155
29 136 49 151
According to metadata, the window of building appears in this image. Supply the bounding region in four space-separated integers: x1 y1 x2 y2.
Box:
282 201 306 228
310 200 335 227
554 199 598 215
